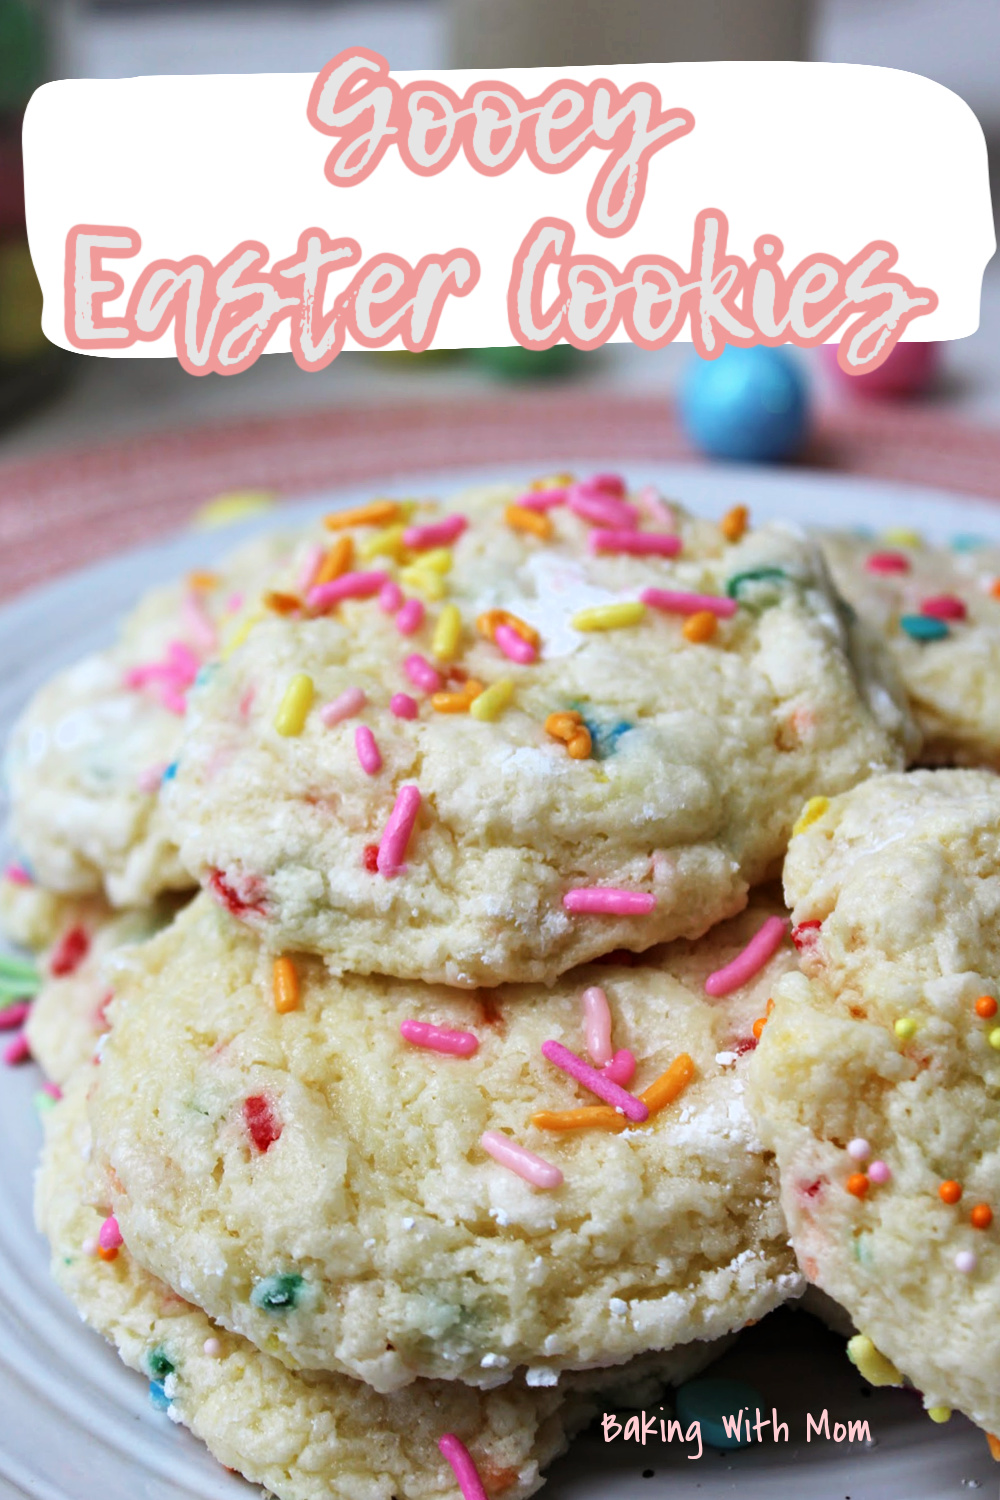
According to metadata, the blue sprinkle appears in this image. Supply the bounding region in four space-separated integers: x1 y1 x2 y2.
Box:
569 706 633 760
675 1377 765 1449
951 533 987 551
148 1380 170 1411
162 762 178 782
900 614 949 642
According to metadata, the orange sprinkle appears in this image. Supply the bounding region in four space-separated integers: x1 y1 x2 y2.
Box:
939 1180 963 1205
640 1053 696 1113
544 710 592 760
432 680 484 713
991 581 1000 602
846 1173 870 1198
987 1434 1000 1461
505 503 553 540
188 569 220 591
683 610 718 644
324 500 399 531
532 1052 696 1132
273 956 299 1014
971 1203 994 1230
97 1245 119 1262
720 504 749 542
752 1016 767 1040
263 590 302 616
976 995 998 1019
314 535 354 586
477 609 540 649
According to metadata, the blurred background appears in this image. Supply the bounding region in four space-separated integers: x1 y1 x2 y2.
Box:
0 0 997 588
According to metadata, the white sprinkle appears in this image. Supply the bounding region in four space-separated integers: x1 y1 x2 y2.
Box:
364 1238 376 1249
203 1338 221 1356
401 1217 415 1230
715 1051 738 1068
609 1298 628 1316
525 1367 559 1387
480 1353 509 1369
81 1237 98 1256
956 1250 977 1273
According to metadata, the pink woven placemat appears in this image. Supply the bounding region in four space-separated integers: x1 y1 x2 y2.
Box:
1 390 999 599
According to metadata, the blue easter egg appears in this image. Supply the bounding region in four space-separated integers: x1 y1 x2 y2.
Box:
679 346 810 462
674 1377 765 1449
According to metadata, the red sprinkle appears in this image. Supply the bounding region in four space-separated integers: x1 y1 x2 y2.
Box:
921 594 967 621
3 1033 30 1065
243 1095 282 1153
49 925 90 977
791 919 822 951
865 551 910 575
731 1035 758 1056
363 844 380 873
208 869 266 919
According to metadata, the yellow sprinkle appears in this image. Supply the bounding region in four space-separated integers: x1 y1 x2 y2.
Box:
273 956 299 1014
926 1406 952 1424
470 678 515 721
882 527 921 548
274 674 314 736
571 601 645 632
989 1028 1000 1051
846 1335 903 1388
793 795 829 837
417 547 453 574
401 565 447 601
359 522 407 562
192 490 275 529
432 604 463 661
894 1017 918 1041
531 472 574 490
324 500 399 531
221 610 263 660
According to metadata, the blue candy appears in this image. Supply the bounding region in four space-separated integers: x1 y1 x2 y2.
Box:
674 1377 765 1449
679 346 810 463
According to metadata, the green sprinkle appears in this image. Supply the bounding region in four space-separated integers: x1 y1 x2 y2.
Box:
899 614 948 642
0 954 40 986
724 566 789 605
32 1091 56 1114
250 1273 305 1313
145 1345 175 1380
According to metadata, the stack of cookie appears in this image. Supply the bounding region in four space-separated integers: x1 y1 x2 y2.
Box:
6 475 929 1498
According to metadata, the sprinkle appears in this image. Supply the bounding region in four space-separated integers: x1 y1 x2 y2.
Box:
359 522 407 561
634 1052 696 1113
589 529 681 557
274 674 314 736
0 953 40 989
970 1203 993 1230
603 1049 636 1086
221 610 262 659
956 1250 977 1273
682 610 718 643
720 504 749 542
640 587 736 619
570 601 645 631
272 956 299 1014
469 679 515 721
438 1434 490 1500
311 538 353 592
926 1406 952 1424
390 692 418 719
845 1173 870 1198
137 763 169 793
480 1130 563 1189
589 472 627 496
50 925 90 977
414 547 453 574
846 1335 902 1387
320 687 366 726
41 1082 61 1101
541 1039 649 1121
847 1139 871 1162
325 500 400 531
793 795 829 836
399 1019 479 1057
432 679 483 714
432 603 462 660
250 1273 305 1312
567 484 638 530
477 609 539 649
395 599 426 636
868 1161 891 1185
704 916 788 997
363 844 380 872
404 654 444 693
99 1216 123 1252
377 785 422 876
989 1028 1000 1051
188 569 220 591
403 515 468 550
4 863 31 887
724 566 788 601
263 590 302 616
355 725 383 775
791 919 822 950
975 995 998 1019
637 485 675 528
0 1002 30 1031
296 544 325 592
563 888 656 916
3 1033 30 1065
883 527 921 547
82 1237 98 1256
921 594 967 621
505 503 553 540
532 1052 695 1132
894 1017 918 1041
899 614 948 642
306 571 389 613
203 1338 221 1357
494 623 537 664
939 1180 963 1205
181 589 219 654
865 550 910 574
582 985 613 1065
378 579 403 612
513 487 566 511
194 490 274 528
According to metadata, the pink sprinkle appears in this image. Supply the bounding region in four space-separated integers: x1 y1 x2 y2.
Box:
377 784 422 876
641 587 737 619
921 594 967 621
226 592 244 614
513 487 567 511
42 1081 61 1101
160 687 187 717
542 1039 648 1121
404 654 443 693
297 542 325 593
379 579 404 613
438 1434 490 1500
355 725 383 776
704 915 789 998
480 1130 563 1190
306 571 389 612
403 515 468 550
588 472 627 497
166 642 201 678
590 529 682 558
390 692 418 720
865 550 910 575
3 1033 30 1065
137 763 168 794
99 1215 123 1251
868 1160 892 1185
4 863 31 886
582 985 613 1066
603 1049 636 1086
400 1019 479 1057
396 599 426 636
320 687 367 726
637 485 675 528
567 484 638 530
563 888 657 917
494 623 537 665
181 590 218 655
0 1002 31 1031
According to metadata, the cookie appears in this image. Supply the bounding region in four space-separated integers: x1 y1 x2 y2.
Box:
90 890 803 1392
821 529 1000 768
42 1073 720 1500
166 480 914 984
748 769 1000 1432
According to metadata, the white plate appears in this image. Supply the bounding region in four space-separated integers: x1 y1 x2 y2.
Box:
1 461 998 1500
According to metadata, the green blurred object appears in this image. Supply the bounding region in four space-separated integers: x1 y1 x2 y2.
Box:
467 343 583 380
0 0 45 112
